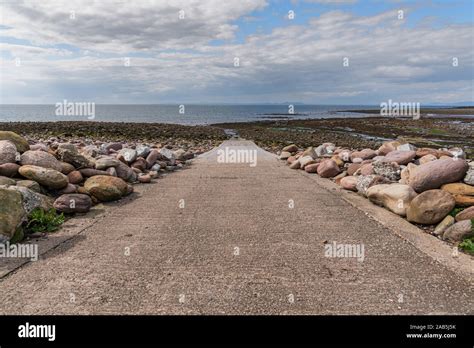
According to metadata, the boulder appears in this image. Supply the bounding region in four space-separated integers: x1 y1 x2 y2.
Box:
0 131 29 153
455 206 474 221
131 158 147 171
135 145 150 158
378 141 402 156
57 147 93 168
340 176 358 191
350 149 377 162
60 161 76 175
408 158 469 193
20 150 62 171
53 194 92 213
289 161 300 170
304 163 320 173
16 180 41 193
358 163 374 176
57 183 77 194
448 147 465 159
7 185 53 215
159 148 176 165
0 163 20 177
95 157 121 170
416 148 438 158
282 144 298 153
419 154 437 165
441 183 474 207
451 195 474 207
176 151 194 162
315 143 336 157
406 189 455 224
317 159 340 178
29 143 48 152
367 184 417 216
347 163 361 176
464 162 474 185
333 171 347 183
118 148 137 163
146 149 160 168
299 156 315 168
356 175 391 196
138 174 152 183
337 150 352 162
372 161 400 181
0 140 18 165
330 155 344 167
18 165 68 189
397 143 416 152
382 150 416 165
0 176 16 186
400 163 417 185
67 170 83 184
302 147 317 159
442 220 474 242
279 151 291 160
156 160 167 169
433 215 455 236
81 145 101 158
150 163 161 172
104 142 123 153
79 168 110 177
115 162 137 182
84 175 131 202
0 187 25 241
106 167 117 177
441 183 474 196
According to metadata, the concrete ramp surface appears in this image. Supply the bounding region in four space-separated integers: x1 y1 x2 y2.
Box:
0 140 472 314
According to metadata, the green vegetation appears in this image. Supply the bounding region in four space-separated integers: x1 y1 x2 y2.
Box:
449 207 464 217
429 128 448 136
458 220 474 255
25 208 65 234
459 237 474 254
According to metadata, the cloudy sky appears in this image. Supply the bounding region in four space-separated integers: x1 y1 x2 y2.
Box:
0 0 472 104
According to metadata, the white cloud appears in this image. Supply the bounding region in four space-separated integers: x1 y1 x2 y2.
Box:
0 1 472 104
1 0 268 53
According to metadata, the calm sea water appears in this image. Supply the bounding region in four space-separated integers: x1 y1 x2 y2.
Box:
0 104 379 125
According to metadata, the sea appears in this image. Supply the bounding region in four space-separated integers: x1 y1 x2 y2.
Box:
0 104 380 125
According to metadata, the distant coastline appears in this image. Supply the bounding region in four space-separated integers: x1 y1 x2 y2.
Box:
0 104 473 124
342 107 474 116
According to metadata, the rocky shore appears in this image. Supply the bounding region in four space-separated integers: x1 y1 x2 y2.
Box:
0 128 213 243
216 116 474 159
279 140 474 253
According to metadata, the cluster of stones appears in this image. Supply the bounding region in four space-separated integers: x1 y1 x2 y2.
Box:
0 131 196 243
279 140 474 244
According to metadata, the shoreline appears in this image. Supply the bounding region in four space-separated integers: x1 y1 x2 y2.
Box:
1 112 473 158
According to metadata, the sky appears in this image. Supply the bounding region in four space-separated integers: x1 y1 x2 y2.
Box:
0 0 473 105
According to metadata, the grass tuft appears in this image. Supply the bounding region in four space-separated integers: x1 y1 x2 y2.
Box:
25 208 65 234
